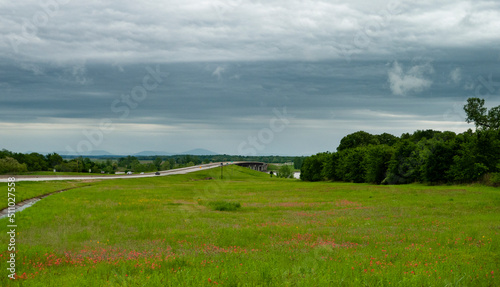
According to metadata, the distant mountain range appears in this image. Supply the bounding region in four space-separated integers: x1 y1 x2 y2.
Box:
55 150 115 156
133 151 173 156
54 149 219 157
178 149 219 156
133 149 219 156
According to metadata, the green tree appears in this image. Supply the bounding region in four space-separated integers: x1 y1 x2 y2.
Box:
293 157 304 169
301 153 328 181
464 98 500 130
337 131 378 151
145 163 157 172
363 145 394 184
153 157 163 171
375 133 399 146
105 159 113 167
385 140 420 184
0 157 28 174
13 152 49 171
46 153 64 169
102 165 115 174
118 156 139 169
448 130 490 182
475 129 500 171
160 161 171 170
321 152 339 181
422 139 456 183
168 158 176 169
336 147 367 183
0 149 13 159
134 163 145 172
30 153 50 171
277 165 293 178
409 130 441 142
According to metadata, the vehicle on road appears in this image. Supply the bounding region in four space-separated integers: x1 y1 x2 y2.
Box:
155 172 160 175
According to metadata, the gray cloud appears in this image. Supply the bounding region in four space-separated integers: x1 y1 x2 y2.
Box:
449 67 462 84
2 0 500 63
387 60 434 96
19 62 44 76
1 0 500 155
212 66 225 80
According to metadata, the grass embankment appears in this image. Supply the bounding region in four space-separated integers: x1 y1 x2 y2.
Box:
1 165 499 286
0 181 92 210
7 172 113 176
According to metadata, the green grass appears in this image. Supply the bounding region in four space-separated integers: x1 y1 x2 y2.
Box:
204 200 242 211
0 165 499 286
0 181 92 210
8 171 116 176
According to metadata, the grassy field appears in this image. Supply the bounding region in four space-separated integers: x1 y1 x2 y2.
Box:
0 181 93 210
7 171 116 176
1 165 499 286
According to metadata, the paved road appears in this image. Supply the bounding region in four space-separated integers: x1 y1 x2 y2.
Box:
0 162 234 182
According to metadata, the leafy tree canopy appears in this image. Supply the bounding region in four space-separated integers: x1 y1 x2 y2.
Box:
464 97 500 130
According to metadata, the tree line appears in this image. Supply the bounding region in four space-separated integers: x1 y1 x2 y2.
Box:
300 98 500 185
0 150 304 174
0 152 207 174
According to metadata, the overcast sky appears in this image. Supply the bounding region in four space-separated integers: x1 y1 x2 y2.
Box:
1 0 500 156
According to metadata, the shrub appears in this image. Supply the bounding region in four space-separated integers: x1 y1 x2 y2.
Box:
301 153 329 181
490 173 500 187
0 157 28 174
267 164 279 171
207 201 241 211
277 165 293 178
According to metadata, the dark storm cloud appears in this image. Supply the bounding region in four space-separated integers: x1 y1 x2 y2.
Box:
2 0 500 62
1 0 499 154
1 60 494 123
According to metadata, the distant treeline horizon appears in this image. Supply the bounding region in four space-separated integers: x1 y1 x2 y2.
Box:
0 150 303 174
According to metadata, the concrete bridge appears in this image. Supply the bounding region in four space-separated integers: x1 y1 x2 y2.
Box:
234 162 268 172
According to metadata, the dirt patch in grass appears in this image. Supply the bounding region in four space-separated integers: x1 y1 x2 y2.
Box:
174 200 195 205
190 177 215 181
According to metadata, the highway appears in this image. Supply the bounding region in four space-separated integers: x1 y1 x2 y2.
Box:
0 162 232 182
